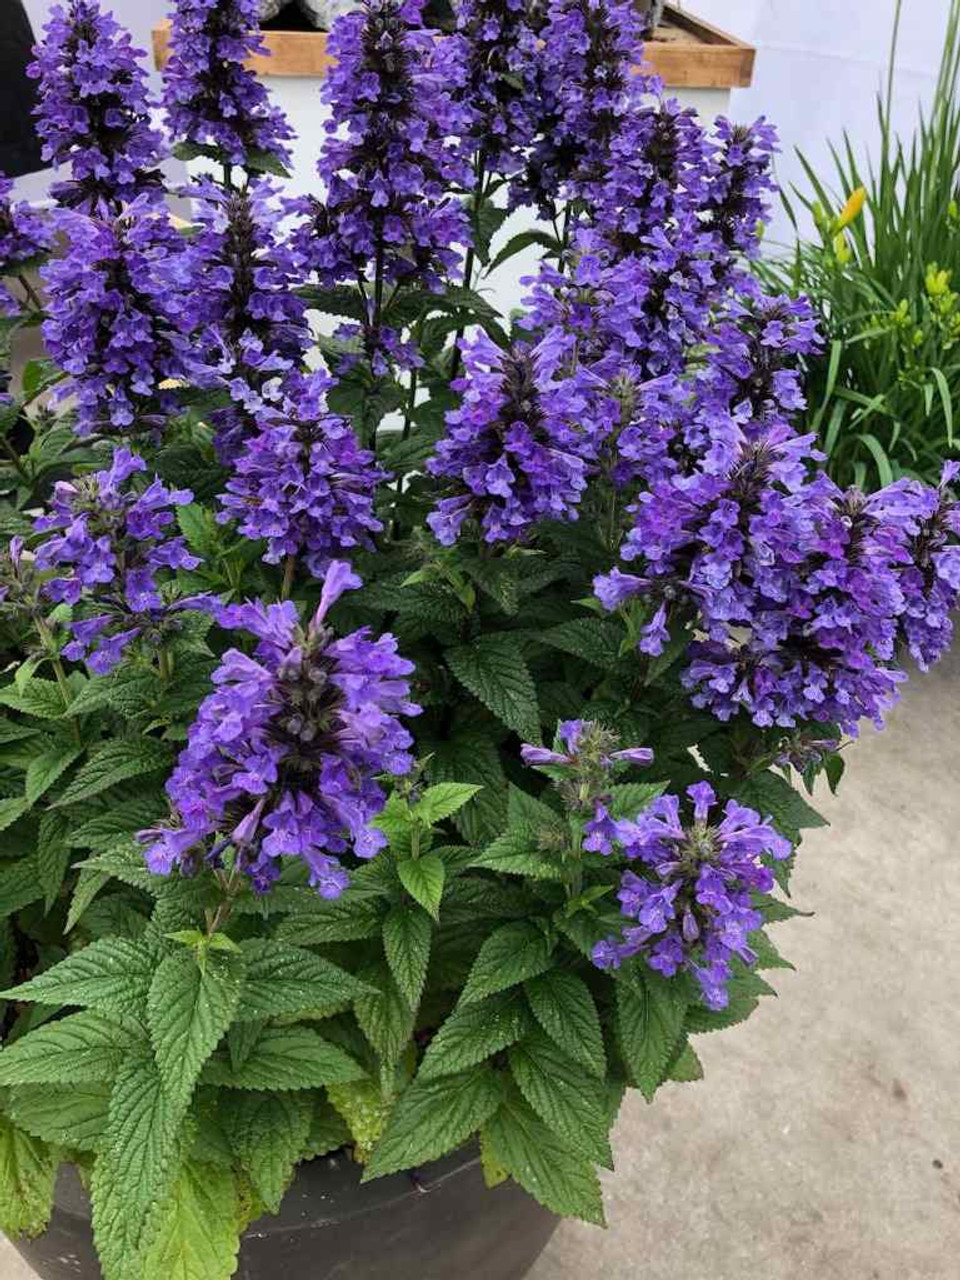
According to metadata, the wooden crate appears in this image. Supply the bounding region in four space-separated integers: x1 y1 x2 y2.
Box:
152 6 754 89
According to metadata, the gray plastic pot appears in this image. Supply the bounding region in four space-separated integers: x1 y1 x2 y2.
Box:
10 1146 559 1280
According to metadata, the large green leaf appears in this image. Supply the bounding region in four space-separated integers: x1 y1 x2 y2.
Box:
202 1026 366 1090
460 922 554 1005
397 854 445 919
445 636 540 742
508 1031 613 1166
364 1065 503 1179
237 938 366 1021
1 937 156 1013
8 1082 112 1152
0 1009 141 1085
55 739 173 808
616 971 688 1103
225 1093 311 1214
483 1087 604 1225
524 970 606 1079
25 742 83 806
383 904 433 1010
140 1160 241 1280
354 962 415 1065
418 989 533 1081
147 949 245 1118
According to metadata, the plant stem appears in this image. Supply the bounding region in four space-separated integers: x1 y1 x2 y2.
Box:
16 273 43 313
35 614 81 742
450 150 489 381
158 646 173 682
281 553 296 601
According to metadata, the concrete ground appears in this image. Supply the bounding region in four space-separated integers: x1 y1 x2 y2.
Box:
3 646 958 1280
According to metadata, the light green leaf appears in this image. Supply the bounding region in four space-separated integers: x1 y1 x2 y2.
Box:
55 739 173 809
483 1087 604 1225
604 782 668 821
666 1041 704 1083
141 1160 241 1280
0 1009 138 1085
201 1026 366 1090
383 904 432 1009
301 1096 351 1160
414 783 483 825
354 962 415 1065
364 1065 503 1179
0 679 67 720
524 970 606 1079
460 922 554 1005
1 936 156 1013
446 637 540 743
418 989 533 1081
0 1114 58 1239
397 854 445 919
237 938 367 1021
147 949 245 1119
468 826 564 880
0 797 29 836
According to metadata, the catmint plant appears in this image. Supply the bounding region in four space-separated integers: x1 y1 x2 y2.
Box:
0 1 956 1273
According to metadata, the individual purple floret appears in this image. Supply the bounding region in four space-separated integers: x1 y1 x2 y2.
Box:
291 0 473 370
181 178 307 376
427 331 611 544
138 561 421 896
592 781 791 1009
217 370 387 576
41 197 189 435
0 177 54 315
28 0 165 212
162 0 293 168
33 447 203 672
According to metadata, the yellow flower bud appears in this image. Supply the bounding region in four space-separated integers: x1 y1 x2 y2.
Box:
833 232 852 264
834 186 866 232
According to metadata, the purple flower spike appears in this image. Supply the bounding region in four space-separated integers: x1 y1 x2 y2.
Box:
138 563 421 897
593 783 792 1008
29 0 165 213
162 0 293 167
0 177 54 315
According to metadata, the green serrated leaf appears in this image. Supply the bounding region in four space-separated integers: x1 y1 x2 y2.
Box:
302 1096 351 1160
55 739 173 809
0 854 44 919
0 1009 142 1085
397 854 445 919
147 949 245 1120
468 826 564 880
237 938 367 1021
276 892 387 944
0 1114 58 1239
355 962 415 1065
226 1093 311 1214
141 1159 241 1280
736 770 828 842
414 782 483 825
25 742 83 806
419 989 533 1081
666 1041 704 1083
483 1087 604 1225
9 1082 112 1152
201 1026 366 1091
364 1065 503 1179
523 970 606 1079
617 972 688 1102
37 809 71 911
540 618 623 667
383 904 433 1010
508 1031 613 1166
1 936 156 1012
446 637 540 743
91 1055 183 1280
0 679 67 720
460 921 554 1005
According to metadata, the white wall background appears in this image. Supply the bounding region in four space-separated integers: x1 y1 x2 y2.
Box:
13 0 957 248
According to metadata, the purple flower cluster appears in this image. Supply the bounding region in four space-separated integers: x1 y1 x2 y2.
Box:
292 0 473 369
218 371 387 575
510 0 650 218
455 0 543 177
182 178 306 375
593 781 791 1009
162 0 293 168
29 0 165 212
138 562 421 896
41 198 189 435
33 447 203 672
0 177 53 315
427 331 613 544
